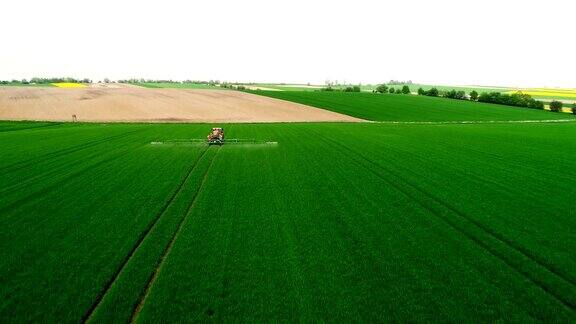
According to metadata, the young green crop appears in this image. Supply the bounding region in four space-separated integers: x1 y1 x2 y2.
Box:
253 91 575 122
0 121 575 322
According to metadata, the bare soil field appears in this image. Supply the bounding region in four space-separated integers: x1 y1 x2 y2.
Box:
0 87 361 123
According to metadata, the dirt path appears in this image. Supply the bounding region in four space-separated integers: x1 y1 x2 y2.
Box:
0 87 361 123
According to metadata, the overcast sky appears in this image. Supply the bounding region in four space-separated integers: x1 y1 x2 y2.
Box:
1 0 574 87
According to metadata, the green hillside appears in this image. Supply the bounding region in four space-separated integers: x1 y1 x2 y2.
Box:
254 91 575 122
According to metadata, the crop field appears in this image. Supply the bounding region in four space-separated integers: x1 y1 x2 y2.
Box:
52 82 87 88
1 100 575 322
0 87 358 123
505 88 576 101
135 82 219 89
253 91 576 122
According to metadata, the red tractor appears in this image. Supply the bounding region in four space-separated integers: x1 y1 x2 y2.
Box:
207 127 225 145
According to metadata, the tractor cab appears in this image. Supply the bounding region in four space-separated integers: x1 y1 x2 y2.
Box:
207 127 225 145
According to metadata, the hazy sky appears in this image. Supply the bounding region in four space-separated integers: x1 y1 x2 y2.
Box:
1 0 574 87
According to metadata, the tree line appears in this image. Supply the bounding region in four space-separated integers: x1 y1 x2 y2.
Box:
375 84 411 94
320 86 362 92
371 84 575 112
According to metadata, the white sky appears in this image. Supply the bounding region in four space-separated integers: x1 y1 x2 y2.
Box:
1 0 574 87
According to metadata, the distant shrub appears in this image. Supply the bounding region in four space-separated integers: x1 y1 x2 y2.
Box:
417 87 425 95
388 87 395 94
376 84 388 93
353 86 361 92
395 88 402 94
549 100 563 112
572 103 576 115
469 90 479 101
320 86 334 91
401 85 410 94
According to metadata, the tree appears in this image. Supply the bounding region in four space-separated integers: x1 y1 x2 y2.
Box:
376 84 388 93
401 85 410 94
443 89 457 99
417 87 425 95
388 87 395 94
469 90 479 101
549 100 563 112
427 88 439 97
455 90 466 100
395 88 402 94
572 103 576 115
353 85 361 92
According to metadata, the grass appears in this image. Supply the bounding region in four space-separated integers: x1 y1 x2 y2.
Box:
133 82 220 89
0 83 54 87
252 91 576 122
0 117 575 322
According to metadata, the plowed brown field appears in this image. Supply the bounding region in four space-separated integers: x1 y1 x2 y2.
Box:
0 87 361 123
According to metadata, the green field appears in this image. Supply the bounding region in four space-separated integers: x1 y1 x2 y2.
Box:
0 83 54 87
252 91 576 122
134 82 219 89
1 96 575 322
1 92 575 322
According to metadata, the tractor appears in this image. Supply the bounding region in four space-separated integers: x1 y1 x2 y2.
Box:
207 127 225 145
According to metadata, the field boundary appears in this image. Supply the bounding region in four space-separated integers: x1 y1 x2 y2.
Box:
81 147 210 323
129 146 221 322
0 123 63 133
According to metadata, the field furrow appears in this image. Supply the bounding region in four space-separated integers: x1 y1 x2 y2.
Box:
130 146 221 322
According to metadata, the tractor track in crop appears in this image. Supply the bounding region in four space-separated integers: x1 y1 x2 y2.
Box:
312 130 576 311
129 145 221 323
81 147 211 323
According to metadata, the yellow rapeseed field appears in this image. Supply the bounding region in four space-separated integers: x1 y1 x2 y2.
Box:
52 82 87 88
505 88 576 98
